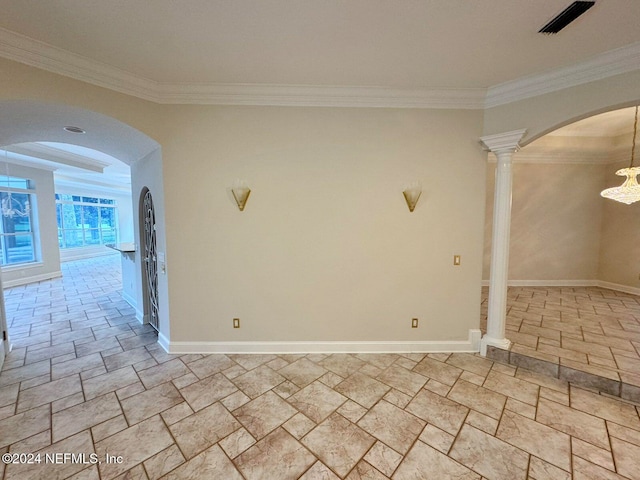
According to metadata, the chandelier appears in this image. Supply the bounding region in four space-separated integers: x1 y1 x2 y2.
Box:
2 150 31 218
600 106 640 205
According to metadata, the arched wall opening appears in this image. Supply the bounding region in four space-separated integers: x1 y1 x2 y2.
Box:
483 104 640 292
0 100 168 358
0 100 159 162
483 68 640 145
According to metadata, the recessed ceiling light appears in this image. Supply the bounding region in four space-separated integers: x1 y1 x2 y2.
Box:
63 126 86 134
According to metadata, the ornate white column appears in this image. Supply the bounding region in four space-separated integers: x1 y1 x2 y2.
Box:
480 129 526 356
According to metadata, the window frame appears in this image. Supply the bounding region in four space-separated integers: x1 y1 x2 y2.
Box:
55 194 119 249
0 176 37 267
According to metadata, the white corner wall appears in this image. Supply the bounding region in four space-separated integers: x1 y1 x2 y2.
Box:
131 148 170 338
0 161 61 287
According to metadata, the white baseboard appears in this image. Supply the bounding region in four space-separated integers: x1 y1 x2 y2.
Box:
158 331 170 352
135 309 149 325
508 279 597 287
481 279 597 287
596 280 640 296
60 248 118 262
481 279 639 296
2 271 63 288
121 290 137 310
0 338 14 371
158 329 482 355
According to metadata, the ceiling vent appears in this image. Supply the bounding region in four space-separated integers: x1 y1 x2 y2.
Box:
539 1 595 34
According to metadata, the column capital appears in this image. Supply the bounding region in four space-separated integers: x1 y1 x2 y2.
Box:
480 129 527 155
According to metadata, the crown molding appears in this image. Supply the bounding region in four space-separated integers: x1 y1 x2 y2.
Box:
0 27 160 102
2 26 640 110
157 83 486 109
486 41 640 108
0 27 485 109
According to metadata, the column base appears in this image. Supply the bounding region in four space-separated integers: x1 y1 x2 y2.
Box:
480 335 511 357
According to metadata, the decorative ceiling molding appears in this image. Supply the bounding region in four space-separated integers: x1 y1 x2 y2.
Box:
0 27 159 102
157 83 486 108
0 27 485 109
54 175 131 195
1 27 640 110
485 41 640 108
5 143 109 173
0 154 57 172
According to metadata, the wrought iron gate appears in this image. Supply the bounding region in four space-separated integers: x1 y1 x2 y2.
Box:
143 190 159 330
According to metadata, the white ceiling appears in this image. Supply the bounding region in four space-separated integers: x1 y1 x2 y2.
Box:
1 1 639 90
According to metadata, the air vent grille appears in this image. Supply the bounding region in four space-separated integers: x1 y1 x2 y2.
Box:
539 1 595 34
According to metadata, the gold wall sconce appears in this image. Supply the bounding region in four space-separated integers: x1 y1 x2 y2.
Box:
403 184 422 212
232 185 251 211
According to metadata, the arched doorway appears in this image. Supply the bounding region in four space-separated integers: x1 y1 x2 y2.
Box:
0 100 165 363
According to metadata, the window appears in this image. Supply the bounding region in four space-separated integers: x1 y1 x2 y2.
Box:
55 194 118 248
0 176 37 266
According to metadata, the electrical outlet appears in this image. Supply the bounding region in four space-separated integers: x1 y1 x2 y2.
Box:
233 318 240 328
411 318 418 328
453 255 461 266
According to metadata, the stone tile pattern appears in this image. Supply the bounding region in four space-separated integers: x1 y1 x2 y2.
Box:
0 257 639 478
482 285 640 402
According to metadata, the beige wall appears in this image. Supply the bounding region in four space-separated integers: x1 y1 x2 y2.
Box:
161 106 486 343
0 162 61 287
483 161 605 282
598 161 640 289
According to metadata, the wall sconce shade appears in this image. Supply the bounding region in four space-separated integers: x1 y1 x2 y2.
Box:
403 187 422 212
232 187 251 211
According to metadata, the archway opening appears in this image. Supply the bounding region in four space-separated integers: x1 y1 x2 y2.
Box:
482 106 640 398
0 100 162 370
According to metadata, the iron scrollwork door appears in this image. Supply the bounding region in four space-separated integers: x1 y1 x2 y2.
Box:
143 190 159 330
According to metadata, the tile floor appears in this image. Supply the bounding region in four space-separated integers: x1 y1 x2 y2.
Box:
481 286 640 402
0 256 639 479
